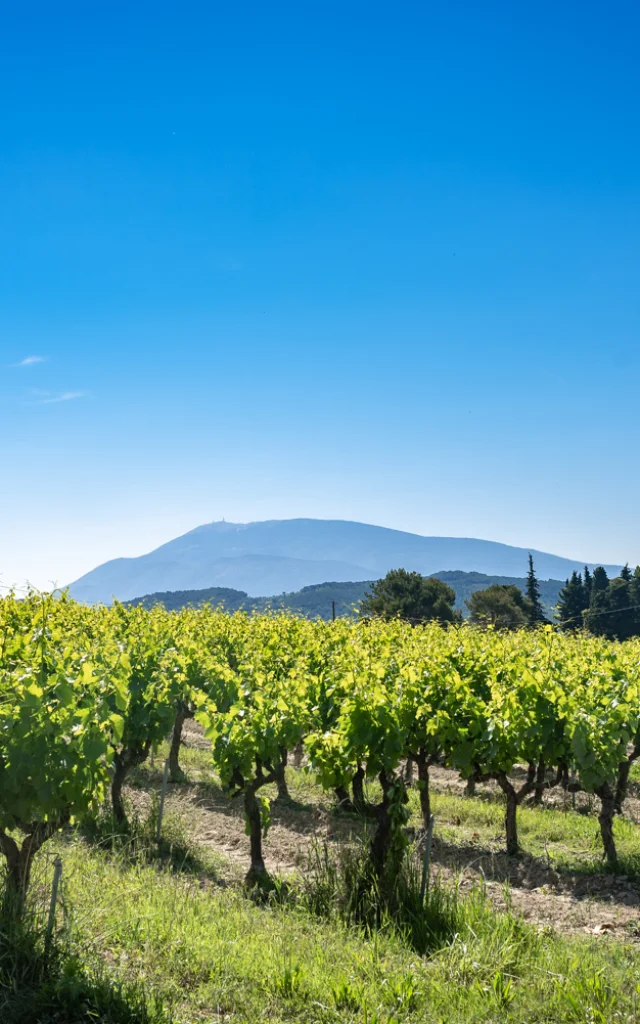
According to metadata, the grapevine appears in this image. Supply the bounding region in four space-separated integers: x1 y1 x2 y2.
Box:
2 590 640 906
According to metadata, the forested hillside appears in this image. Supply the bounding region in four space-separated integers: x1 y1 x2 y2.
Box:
127 572 564 619
127 580 370 617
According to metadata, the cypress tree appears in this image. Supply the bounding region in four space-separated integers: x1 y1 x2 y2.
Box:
607 575 635 639
592 566 610 592
632 567 640 635
581 565 640 639
525 553 546 626
583 566 593 604
584 567 610 635
556 570 586 631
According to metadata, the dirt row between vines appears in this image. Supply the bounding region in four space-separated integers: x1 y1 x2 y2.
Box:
126 724 640 941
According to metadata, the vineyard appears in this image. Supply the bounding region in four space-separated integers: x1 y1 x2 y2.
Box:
3 591 640 1022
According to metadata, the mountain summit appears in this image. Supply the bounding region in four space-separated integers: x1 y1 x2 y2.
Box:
67 519 621 605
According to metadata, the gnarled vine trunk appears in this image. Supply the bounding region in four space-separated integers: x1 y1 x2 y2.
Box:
614 741 640 815
370 771 393 879
352 764 366 813
111 744 150 825
615 759 631 816
274 747 290 801
334 785 353 809
533 757 546 806
495 765 537 856
464 765 482 798
111 757 128 825
244 784 268 885
233 758 278 886
0 821 59 912
595 782 617 867
369 771 409 883
416 750 431 831
169 704 194 782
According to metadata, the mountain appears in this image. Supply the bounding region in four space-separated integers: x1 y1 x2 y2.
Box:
67 518 620 605
127 574 565 620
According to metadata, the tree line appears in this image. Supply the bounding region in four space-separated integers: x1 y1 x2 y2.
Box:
360 555 547 630
556 564 640 638
361 557 640 640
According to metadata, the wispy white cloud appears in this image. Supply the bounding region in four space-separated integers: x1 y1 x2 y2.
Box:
13 355 47 367
37 391 85 405
24 389 86 406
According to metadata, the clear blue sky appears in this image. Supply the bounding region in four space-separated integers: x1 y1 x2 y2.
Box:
2 1 639 588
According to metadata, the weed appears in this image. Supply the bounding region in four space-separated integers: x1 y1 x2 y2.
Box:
384 971 419 1012
271 958 308 1001
331 978 362 1011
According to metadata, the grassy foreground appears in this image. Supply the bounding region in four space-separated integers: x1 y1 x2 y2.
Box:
4 820 640 1024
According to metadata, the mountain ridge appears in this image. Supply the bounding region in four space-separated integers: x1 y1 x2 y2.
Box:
67 518 622 605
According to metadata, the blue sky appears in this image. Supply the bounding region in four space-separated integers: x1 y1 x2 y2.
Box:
2 1 639 588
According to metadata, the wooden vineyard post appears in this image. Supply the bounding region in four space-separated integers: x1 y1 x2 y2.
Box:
157 758 170 841
420 814 435 904
45 856 63 956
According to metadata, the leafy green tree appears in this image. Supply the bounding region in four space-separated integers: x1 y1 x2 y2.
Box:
583 566 593 605
525 554 547 626
466 585 528 630
556 571 587 631
360 569 458 625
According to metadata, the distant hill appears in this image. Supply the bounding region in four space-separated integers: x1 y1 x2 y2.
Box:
127 580 369 617
67 518 620 605
128 586 253 614
434 571 563 620
127 572 565 620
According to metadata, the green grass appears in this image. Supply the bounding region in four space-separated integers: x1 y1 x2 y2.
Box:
10 824 640 1024
6 728 640 1020
0 861 167 1024
407 789 640 877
